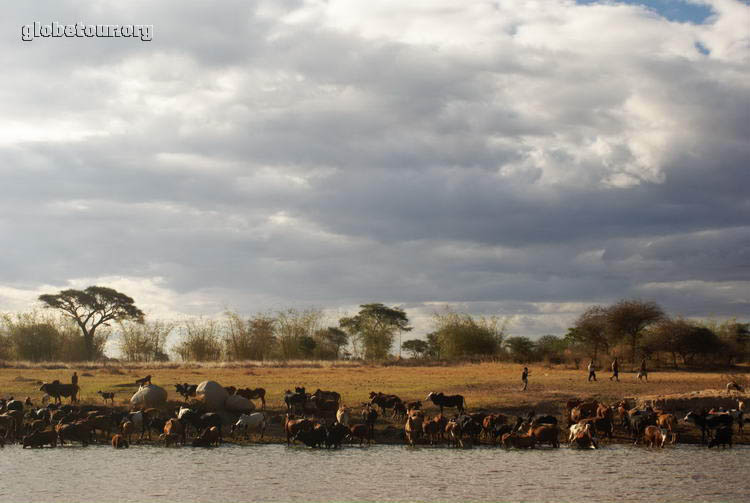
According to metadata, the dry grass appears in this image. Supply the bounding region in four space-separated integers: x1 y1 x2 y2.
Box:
2 361 746 415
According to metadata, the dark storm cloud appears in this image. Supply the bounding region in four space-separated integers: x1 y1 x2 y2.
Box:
0 0 748 338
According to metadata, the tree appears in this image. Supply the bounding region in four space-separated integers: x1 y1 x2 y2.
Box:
505 336 536 362
568 306 610 360
39 286 144 360
119 320 172 361
402 339 429 359
173 319 223 361
276 308 325 360
339 304 411 360
536 334 567 364
430 309 505 359
606 299 664 363
314 327 349 359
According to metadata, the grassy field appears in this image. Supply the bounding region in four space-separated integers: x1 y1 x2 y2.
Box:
2 360 745 414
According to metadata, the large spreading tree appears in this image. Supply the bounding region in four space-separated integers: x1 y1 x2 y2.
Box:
339 303 411 360
606 299 664 363
39 286 144 360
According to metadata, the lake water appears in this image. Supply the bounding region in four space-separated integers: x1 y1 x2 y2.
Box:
1 443 748 502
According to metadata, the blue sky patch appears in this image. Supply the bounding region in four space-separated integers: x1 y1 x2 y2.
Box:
575 0 715 24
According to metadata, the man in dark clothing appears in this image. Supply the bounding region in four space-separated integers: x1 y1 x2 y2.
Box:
610 358 619 382
71 371 78 387
587 360 597 382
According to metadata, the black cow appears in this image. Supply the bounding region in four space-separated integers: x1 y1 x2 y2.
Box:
684 410 734 443
628 410 657 444
708 426 733 448
369 392 402 415
39 382 79 404
284 388 307 413
362 404 378 440
325 422 350 449
294 424 327 448
425 392 465 414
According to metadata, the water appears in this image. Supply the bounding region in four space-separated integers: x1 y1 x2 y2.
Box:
1 443 748 502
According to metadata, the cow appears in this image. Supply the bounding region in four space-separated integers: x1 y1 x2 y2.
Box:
501 431 536 449
405 400 422 411
643 425 668 448
369 392 402 415
391 401 407 420
120 420 135 444
569 401 599 425
22 429 58 448
528 424 560 448
425 392 465 414
39 382 79 404
708 426 733 448
192 426 220 447
568 423 598 449
175 383 198 402
111 434 129 449
97 391 115 405
56 423 90 446
423 416 442 445
656 414 678 443
336 406 351 426
628 410 657 444
294 424 327 448
578 415 614 440
284 389 307 414
284 415 313 445
492 417 523 445
325 422 350 449
231 413 267 441
529 414 558 428
404 411 424 446
684 410 733 443
312 389 341 405
349 424 371 446
164 418 186 445
236 388 266 409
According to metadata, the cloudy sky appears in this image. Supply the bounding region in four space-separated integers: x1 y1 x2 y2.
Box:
1 0 748 343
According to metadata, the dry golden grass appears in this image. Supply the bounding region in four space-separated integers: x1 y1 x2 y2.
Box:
2 361 746 416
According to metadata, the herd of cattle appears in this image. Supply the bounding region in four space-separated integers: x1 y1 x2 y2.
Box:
0 380 746 451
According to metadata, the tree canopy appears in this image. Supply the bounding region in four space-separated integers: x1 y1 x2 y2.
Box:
339 303 411 359
39 286 144 360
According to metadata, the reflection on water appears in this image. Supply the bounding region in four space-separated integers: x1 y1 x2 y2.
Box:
0 443 747 502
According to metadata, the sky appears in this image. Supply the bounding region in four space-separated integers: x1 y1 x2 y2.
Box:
0 0 748 345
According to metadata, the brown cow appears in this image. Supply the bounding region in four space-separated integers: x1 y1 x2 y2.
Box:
643 425 667 448
193 426 220 447
656 414 678 443
528 425 560 448
120 420 135 444
349 424 371 446
501 432 536 449
164 418 186 445
111 434 129 448
23 428 58 448
404 411 424 446
284 415 313 445
569 401 599 425
236 388 267 409
572 423 597 449
56 423 90 446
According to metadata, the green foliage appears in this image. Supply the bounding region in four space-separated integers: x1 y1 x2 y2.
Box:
536 334 567 363
606 299 664 363
402 339 429 358
340 303 411 360
118 320 172 362
567 306 610 359
224 311 277 360
504 336 536 363
173 319 223 361
310 327 349 360
276 308 325 360
430 308 505 359
0 310 108 361
39 286 144 360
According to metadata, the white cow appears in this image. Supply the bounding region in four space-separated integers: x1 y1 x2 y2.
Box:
336 406 351 426
231 412 266 440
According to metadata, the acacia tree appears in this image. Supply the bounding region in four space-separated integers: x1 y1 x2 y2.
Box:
39 286 144 360
606 299 664 363
567 306 610 360
402 339 429 358
339 303 411 360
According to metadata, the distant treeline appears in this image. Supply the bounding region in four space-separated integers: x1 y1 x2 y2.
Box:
0 287 747 368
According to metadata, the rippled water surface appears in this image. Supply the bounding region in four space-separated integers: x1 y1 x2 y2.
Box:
1 443 748 502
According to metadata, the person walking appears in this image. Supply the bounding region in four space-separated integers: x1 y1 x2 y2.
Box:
610 358 619 382
71 371 78 388
587 359 597 382
638 358 648 381
521 366 530 391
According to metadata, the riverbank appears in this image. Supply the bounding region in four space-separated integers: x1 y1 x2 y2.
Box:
2 361 747 445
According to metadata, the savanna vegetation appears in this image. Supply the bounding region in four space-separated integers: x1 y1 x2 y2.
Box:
0 286 747 372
